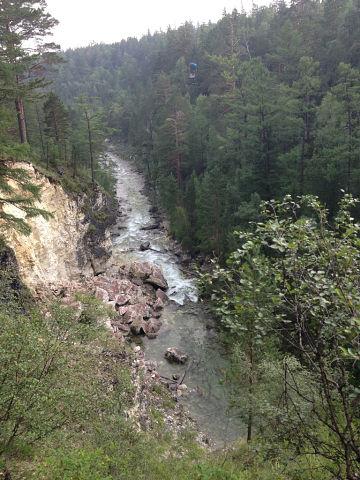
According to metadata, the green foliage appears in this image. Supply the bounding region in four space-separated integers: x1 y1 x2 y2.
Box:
201 194 360 479
37 448 112 480
0 158 53 236
0 238 32 311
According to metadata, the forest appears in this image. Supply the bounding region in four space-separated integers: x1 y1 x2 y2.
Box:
0 0 359 479
54 0 360 256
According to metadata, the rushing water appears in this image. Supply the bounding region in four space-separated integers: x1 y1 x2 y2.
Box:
108 149 244 447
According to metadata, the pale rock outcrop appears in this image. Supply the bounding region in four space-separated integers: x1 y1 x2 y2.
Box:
2 163 111 288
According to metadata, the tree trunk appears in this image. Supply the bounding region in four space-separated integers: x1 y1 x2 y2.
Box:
35 104 46 161
72 146 77 178
15 96 27 144
46 144 49 169
247 342 254 443
85 112 95 187
347 106 352 193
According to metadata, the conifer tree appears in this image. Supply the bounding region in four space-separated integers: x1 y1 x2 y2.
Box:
0 0 59 143
43 92 70 163
0 159 52 235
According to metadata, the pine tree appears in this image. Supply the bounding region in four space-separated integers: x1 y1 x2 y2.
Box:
43 92 70 164
0 158 51 235
0 0 59 143
313 63 360 210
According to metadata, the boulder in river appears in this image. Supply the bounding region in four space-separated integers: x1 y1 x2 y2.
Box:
143 318 162 338
140 241 151 251
165 348 188 364
129 261 153 280
146 266 168 291
141 223 160 231
129 261 168 291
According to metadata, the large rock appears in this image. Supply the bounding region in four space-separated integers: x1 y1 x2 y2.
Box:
114 294 131 306
129 261 168 291
117 305 129 316
141 222 160 231
140 241 151 251
124 303 151 323
143 318 162 338
165 348 188 364
111 320 130 335
130 317 146 335
90 257 107 276
94 277 143 301
151 307 162 318
146 265 168 291
154 297 164 311
95 287 109 303
129 261 153 280
156 289 168 303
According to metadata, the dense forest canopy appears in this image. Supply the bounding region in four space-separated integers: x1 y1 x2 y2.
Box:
55 0 360 256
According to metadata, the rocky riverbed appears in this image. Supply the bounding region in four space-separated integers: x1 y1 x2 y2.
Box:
105 148 244 447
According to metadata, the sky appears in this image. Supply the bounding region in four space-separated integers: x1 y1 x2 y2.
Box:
45 0 269 50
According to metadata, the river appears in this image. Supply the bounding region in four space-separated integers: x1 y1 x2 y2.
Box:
108 149 244 447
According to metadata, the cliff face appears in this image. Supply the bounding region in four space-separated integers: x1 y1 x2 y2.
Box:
2 163 113 289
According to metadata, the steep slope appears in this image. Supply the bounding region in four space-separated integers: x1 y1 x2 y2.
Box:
2 162 113 289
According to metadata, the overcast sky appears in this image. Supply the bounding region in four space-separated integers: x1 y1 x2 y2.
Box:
45 0 269 50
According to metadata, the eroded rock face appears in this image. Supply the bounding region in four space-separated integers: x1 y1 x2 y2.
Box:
2 163 111 289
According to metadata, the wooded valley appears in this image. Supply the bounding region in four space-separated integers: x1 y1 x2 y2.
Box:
0 1 359 479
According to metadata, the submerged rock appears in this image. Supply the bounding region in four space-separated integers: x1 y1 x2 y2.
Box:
141 223 160 231
140 241 151 251
165 348 188 364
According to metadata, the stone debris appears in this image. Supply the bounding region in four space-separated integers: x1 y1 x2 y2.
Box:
40 260 169 341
